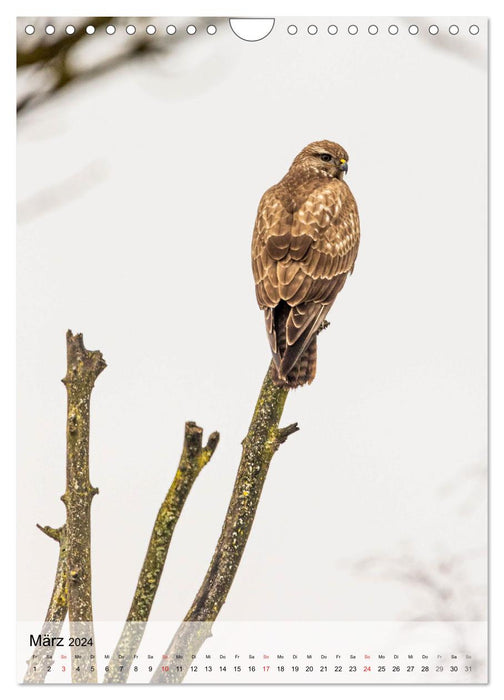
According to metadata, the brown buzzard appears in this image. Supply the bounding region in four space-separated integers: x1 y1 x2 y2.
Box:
251 140 360 387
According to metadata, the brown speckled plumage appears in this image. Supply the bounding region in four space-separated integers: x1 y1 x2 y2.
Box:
252 140 360 387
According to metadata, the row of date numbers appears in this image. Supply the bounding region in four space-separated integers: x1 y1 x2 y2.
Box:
153 664 471 673
36 663 473 674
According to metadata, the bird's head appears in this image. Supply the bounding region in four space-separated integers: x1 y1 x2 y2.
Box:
291 140 350 180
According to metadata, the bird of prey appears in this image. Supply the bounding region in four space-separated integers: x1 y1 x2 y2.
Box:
251 140 360 388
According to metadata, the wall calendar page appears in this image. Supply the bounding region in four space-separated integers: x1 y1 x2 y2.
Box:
16 14 488 685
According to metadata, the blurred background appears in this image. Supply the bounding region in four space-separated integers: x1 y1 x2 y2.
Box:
17 16 487 655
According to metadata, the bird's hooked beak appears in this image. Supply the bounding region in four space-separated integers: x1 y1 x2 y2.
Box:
339 159 348 173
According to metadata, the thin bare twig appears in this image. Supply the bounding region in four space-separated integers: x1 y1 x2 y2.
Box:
23 525 68 683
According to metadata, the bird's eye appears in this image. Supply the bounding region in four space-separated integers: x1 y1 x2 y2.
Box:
319 153 332 162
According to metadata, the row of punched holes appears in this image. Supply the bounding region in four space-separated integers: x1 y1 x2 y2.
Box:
24 22 481 37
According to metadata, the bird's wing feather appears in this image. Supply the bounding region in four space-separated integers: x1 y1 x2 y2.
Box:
252 186 291 307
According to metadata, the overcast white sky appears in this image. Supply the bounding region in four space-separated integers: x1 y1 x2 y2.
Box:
17 16 487 630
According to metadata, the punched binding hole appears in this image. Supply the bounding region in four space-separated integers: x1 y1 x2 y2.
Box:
368 25 378 35
25 25 35 35
348 25 358 35
166 25 177 35
469 25 480 35
287 25 298 35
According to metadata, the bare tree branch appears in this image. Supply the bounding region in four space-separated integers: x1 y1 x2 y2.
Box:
104 421 219 683
61 330 106 683
17 17 226 115
150 360 297 683
17 18 112 68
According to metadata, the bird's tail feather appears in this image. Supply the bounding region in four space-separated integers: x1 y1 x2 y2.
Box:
269 300 324 388
271 337 317 388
